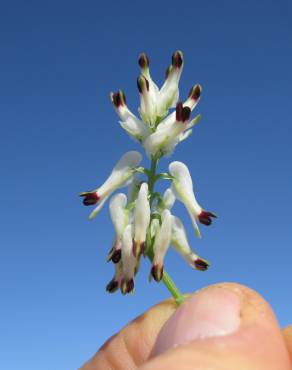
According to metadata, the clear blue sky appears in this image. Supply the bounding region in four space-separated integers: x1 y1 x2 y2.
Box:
0 1 291 369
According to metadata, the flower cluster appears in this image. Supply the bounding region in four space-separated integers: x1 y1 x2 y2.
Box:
81 51 216 296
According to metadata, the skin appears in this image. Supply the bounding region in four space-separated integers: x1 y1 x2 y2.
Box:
80 283 292 370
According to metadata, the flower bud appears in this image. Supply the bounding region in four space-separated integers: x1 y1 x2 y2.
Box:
172 50 183 69
111 90 126 108
151 209 172 282
107 193 128 263
137 75 149 93
138 52 150 70
121 224 137 294
188 84 202 102
133 183 150 257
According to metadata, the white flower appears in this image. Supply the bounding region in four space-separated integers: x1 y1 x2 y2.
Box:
120 224 137 294
169 161 216 238
107 193 128 263
151 209 172 281
110 91 149 142
80 151 142 219
171 215 209 271
137 75 157 127
133 183 150 257
138 51 184 125
143 102 201 157
155 51 184 118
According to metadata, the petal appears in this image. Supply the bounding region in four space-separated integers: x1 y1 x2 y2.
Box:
121 224 136 280
88 195 109 220
120 118 149 142
133 183 150 254
171 215 201 264
162 188 176 210
98 151 142 197
153 209 172 266
109 193 128 237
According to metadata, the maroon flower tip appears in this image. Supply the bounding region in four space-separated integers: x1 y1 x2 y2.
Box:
194 258 209 271
151 264 164 282
198 211 217 226
138 53 149 69
121 278 134 294
172 50 183 68
106 279 119 293
132 239 137 257
126 279 134 293
80 192 100 206
176 102 191 122
112 90 126 108
176 101 183 121
137 76 149 93
188 84 202 101
111 249 122 264
140 241 145 256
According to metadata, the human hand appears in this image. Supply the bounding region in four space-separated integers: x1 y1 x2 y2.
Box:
80 283 292 370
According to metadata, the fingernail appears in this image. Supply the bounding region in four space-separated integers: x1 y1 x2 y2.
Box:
153 287 241 355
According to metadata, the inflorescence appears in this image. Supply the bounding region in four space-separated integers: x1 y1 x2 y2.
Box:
80 51 216 299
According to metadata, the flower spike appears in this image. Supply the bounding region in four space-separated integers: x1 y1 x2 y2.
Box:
81 51 217 300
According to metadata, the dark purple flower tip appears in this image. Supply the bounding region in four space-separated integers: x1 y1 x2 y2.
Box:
121 278 134 295
194 258 209 271
198 211 217 226
176 102 191 122
111 249 122 264
137 75 149 93
106 279 119 293
188 84 202 101
138 53 149 69
80 192 100 206
112 90 126 108
151 264 164 282
172 50 183 68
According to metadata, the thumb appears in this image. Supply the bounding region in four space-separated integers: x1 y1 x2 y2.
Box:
140 283 291 370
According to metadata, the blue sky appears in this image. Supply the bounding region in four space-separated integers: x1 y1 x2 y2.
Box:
0 1 291 369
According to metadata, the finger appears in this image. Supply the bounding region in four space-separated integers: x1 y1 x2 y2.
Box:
283 326 292 363
80 298 177 370
139 283 291 370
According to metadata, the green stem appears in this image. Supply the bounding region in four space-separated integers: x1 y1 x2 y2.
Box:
146 156 185 306
162 271 185 305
